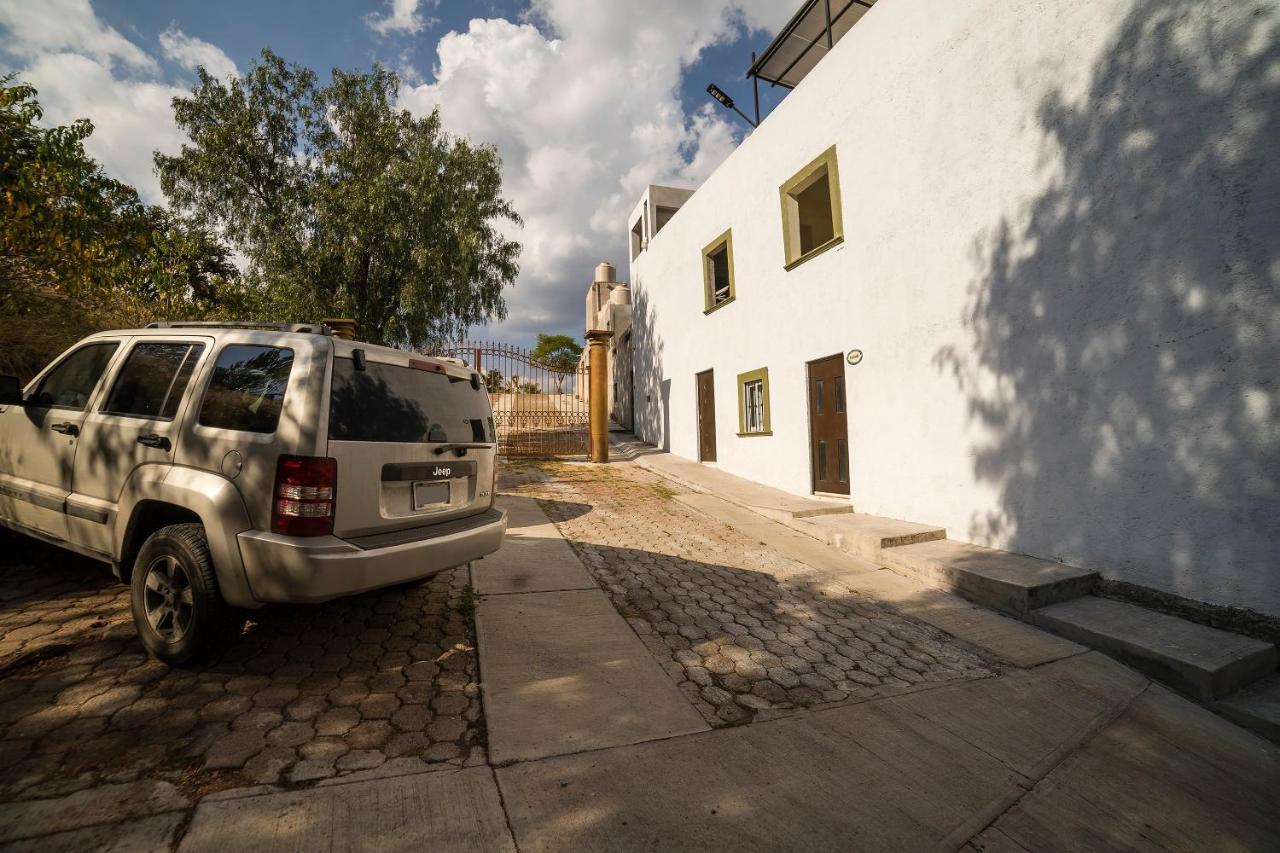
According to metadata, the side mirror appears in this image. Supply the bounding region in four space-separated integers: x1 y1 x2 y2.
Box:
0 375 23 406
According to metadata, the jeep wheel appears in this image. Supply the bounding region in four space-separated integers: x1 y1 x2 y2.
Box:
130 523 244 665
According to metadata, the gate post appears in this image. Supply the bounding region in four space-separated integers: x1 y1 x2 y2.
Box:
586 330 613 462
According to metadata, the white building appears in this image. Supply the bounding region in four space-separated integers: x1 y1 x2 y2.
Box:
627 0 1280 617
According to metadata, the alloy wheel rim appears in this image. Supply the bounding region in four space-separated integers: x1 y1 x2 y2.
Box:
143 554 194 642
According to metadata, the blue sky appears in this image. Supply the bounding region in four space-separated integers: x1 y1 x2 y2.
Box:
0 0 793 347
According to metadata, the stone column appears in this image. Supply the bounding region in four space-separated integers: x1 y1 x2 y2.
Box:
586 330 614 463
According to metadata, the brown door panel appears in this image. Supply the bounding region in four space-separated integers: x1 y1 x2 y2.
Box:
807 355 849 495
696 370 716 462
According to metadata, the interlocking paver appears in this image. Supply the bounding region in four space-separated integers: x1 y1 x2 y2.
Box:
0 530 484 803
499 460 994 726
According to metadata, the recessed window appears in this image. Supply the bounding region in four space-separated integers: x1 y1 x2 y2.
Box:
654 205 678 234
736 367 771 436
701 229 736 313
780 145 843 269
630 217 644 261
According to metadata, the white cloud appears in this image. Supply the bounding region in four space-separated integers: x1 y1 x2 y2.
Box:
19 52 185 199
0 0 155 70
367 0 436 37
159 25 238 80
0 1 232 202
400 0 790 343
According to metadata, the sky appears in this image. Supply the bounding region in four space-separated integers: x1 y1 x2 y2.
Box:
0 0 795 348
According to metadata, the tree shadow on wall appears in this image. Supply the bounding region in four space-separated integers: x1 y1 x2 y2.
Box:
629 283 672 451
933 1 1279 609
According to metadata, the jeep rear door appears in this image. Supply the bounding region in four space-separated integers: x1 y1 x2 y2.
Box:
325 353 496 539
69 337 211 555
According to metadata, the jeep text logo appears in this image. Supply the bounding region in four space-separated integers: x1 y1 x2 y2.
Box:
434 466 452 478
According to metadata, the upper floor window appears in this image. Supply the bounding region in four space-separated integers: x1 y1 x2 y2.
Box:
780 145 843 269
702 228 736 314
630 217 644 261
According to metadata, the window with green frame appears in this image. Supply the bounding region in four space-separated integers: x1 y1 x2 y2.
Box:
779 145 843 269
736 367 771 436
701 228 735 313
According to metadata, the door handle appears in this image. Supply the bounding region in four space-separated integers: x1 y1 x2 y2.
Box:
137 433 171 451
50 422 79 436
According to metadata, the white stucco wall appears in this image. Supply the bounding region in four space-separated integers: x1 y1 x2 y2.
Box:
629 0 1280 615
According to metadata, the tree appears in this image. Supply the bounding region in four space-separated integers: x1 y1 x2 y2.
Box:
156 50 522 348
531 333 582 393
484 368 505 393
0 77 241 380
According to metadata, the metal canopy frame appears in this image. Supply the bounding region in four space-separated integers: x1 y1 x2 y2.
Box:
746 0 875 90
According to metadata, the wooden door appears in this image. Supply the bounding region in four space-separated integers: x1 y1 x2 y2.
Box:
807 355 849 495
696 369 716 462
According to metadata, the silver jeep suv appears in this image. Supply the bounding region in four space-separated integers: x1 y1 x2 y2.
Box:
0 322 506 664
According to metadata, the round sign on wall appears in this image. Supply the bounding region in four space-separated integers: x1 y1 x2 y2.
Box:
846 349 863 365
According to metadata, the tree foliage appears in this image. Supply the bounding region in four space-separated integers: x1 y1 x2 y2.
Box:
0 76 242 380
531 333 583 374
157 50 522 348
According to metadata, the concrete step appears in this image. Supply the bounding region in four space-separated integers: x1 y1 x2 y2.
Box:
1217 675 1280 745
879 539 1097 615
1031 596 1278 703
618 435 851 522
802 512 945 560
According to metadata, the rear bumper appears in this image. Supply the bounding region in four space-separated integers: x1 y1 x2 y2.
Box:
237 508 507 604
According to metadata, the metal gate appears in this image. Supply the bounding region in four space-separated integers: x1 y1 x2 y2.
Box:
428 342 590 457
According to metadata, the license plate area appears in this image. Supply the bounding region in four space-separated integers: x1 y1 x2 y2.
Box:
412 481 450 510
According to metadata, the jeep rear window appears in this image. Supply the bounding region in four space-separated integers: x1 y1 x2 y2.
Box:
328 357 494 444
198 345 294 433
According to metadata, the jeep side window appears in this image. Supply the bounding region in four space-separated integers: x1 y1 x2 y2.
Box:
29 343 120 410
198 345 294 433
102 342 205 420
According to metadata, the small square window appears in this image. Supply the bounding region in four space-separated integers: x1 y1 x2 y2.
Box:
736 367 771 436
701 229 735 313
780 145 843 269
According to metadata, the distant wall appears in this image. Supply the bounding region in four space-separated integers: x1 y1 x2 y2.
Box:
630 0 1280 615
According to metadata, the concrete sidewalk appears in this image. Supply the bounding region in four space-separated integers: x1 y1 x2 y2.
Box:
473 496 708 763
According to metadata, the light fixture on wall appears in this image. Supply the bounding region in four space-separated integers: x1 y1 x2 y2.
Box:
707 83 757 129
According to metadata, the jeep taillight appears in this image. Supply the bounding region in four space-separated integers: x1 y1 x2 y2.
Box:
272 455 337 537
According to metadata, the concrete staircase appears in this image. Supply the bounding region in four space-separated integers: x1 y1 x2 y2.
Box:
1031 596 1277 703
614 433 1280 737
804 513 1280 737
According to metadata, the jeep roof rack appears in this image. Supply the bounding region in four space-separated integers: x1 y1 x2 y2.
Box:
145 321 332 335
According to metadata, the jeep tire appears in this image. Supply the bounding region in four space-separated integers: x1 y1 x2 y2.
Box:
130 523 244 665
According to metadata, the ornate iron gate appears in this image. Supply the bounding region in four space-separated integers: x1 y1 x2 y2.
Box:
428 342 590 457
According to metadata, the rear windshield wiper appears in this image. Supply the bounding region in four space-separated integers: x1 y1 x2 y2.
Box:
433 442 495 456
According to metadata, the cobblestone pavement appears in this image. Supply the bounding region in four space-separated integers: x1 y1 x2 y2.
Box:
0 531 483 804
500 461 996 726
